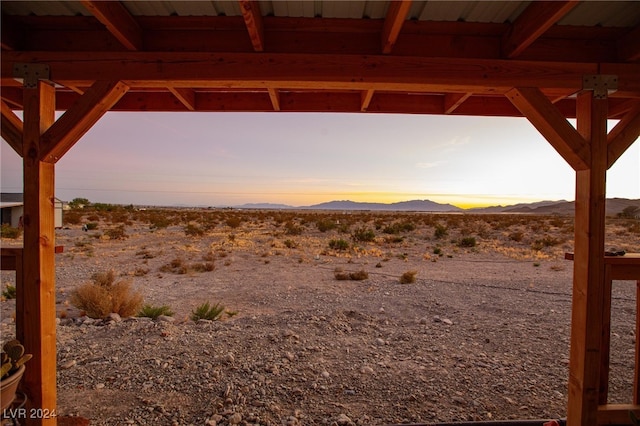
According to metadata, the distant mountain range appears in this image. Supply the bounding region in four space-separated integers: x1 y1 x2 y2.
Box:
234 198 640 216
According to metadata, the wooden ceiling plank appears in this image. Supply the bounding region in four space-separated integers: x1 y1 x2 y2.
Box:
40 80 129 162
168 87 196 111
381 0 411 54
267 88 280 111
1 52 609 94
360 89 374 111
506 87 590 170
444 92 472 114
502 1 579 59
239 0 265 52
80 0 142 51
618 25 640 62
1 99 23 155
607 102 640 169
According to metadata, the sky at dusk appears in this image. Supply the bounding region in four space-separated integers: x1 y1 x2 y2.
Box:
1 112 638 209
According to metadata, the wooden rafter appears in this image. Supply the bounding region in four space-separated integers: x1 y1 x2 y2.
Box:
168 87 196 111
1 99 23 155
444 93 472 114
240 0 265 52
505 87 590 170
4 52 619 95
502 1 579 59
360 89 374 112
267 88 280 111
381 0 411 54
607 101 640 169
80 0 142 51
40 80 129 163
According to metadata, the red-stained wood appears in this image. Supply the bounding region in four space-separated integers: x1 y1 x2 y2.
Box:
381 0 411 54
598 404 640 425
21 80 57 426
40 80 129 163
168 87 196 111
267 88 280 111
505 87 590 171
618 25 640 62
567 91 608 426
502 1 579 58
360 89 374 112
444 93 472 114
1 99 23 155
80 0 142 51
636 280 640 405
240 0 265 52
607 102 640 169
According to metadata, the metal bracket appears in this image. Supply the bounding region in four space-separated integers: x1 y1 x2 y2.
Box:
13 63 51 89
582 74 618 99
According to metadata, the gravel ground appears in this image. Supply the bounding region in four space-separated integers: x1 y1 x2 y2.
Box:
1 210 638 425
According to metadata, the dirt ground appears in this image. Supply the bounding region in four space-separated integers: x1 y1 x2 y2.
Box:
1 209 638 425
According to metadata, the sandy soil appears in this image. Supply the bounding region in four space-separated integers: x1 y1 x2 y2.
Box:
1 209 638 425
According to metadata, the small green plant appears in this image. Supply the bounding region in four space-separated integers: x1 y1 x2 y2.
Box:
399 270 417 284
138 304 174 319
433 247 442 256
352 227 376 242
2 284 16 300
0 224 21 239
191 301 225 321
434 224 447 239
85 222 99 230
458 236 477 248
1 340 32 379
316 219 337 232
329 239 350 251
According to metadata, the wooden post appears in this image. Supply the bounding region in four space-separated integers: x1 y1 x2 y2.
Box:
21 79 57 426
567 90 608 425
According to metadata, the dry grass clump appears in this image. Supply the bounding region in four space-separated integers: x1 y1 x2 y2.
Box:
70 270 143 319
399 270 417 284
334 268 369 281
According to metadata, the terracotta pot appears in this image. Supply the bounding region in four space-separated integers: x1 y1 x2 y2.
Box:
1 365 25 411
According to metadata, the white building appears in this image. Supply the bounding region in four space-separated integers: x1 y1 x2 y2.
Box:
0 193 64 229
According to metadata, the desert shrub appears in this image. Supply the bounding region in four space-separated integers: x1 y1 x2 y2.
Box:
63 211 82 225
105 225 127 240
383 222 416 234
334 269 369 281
433 247 442 255
2 284 16 299
509 231 524 242
399 270 417 284
329 239 350 251
458 236 477 248
384 235 404 244
149 215 171 230
191 301 225 321
226 216 242 228
531 235 562 250
618 206 640 219
191 262 215 272
281 221 300 235
138 304 174 319
284 239 298 249
184 224 204 237
85 222 98 230
352 227 376 242
434 224 447 239
70 270 143 318
0 224 21 239
316 219 337 232
160 258 188 274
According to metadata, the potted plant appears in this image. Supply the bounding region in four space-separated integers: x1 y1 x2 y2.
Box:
1 339 31 410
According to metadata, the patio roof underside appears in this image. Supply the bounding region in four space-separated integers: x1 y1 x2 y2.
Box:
1 0 639 119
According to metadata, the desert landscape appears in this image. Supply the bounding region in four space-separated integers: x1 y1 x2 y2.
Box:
1 205 639 426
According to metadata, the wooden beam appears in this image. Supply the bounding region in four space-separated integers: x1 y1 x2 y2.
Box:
381 0 411 54
502 1 579 58
1 99 23 155
21 80 57 426
444 92 472 114
2 51 612 94
607 102 640 169
597 404 640 425
239 0 264 52
505 87 590 170
568 91 608 426
267 88 280 111
168 87 196 111
618 25 640 62
80 0 142 51
40 80 129 163
360 89 374 112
